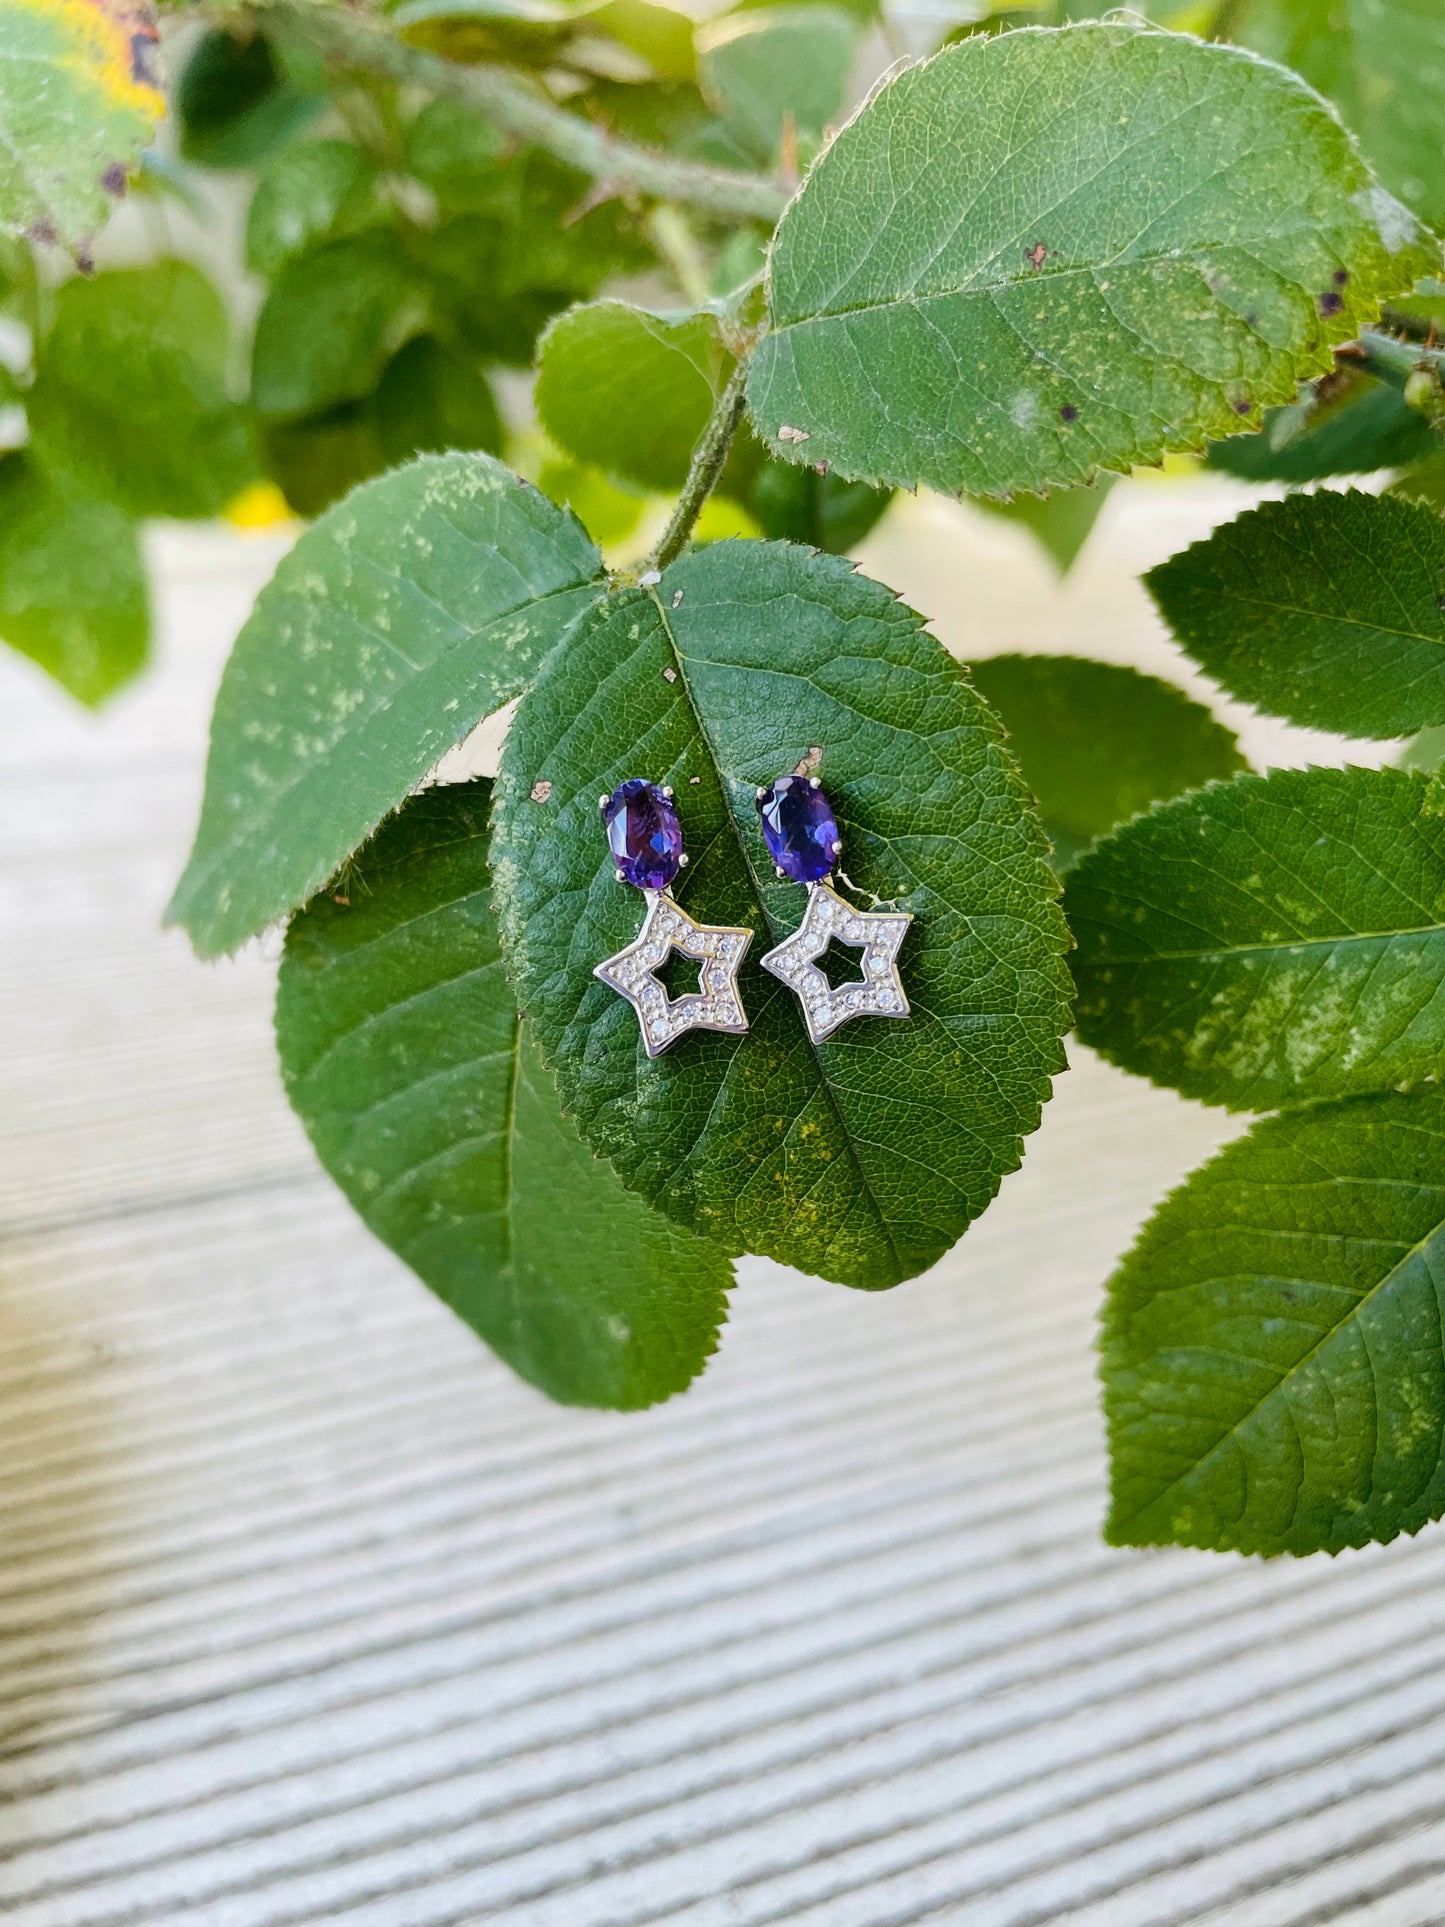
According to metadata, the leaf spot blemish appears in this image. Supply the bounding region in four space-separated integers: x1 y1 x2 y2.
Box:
671 589 684 608
777 424 810 444
101 163 128 198
1333 269 1349 287
1060 404 1078 423
530 780 553 803
662 665 678 682
1318 290 1345 317
1025 242 1047 270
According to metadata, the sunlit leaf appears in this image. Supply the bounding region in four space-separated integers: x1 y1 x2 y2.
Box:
696 4 855 163
0 451 146 703
0 0 163 252
244 139 384 280
491 540 1071 1289
168 452 605 957
278 779 730 1410
536 300 730 492
27 259 256 519
748 24 1436 497
1068 765 1445 1111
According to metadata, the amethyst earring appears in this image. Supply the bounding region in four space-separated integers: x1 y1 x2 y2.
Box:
755 771 912 1045
592 779 752 1058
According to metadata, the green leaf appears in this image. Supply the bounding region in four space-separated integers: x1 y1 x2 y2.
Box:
0 453 146 704
747 23 1436 498
967 654 1245 870
374 335 503 466
178 29 325 172
402 97 506 209
262 403 387 520
1103 1088 1445 1555
0 0 163 253
1205 367 1437 483
746 458 893 554
277 778 729 1409
168 452 605 958
1233 0 1445 233
27 260 256 519
973 477 1115 574
491 540 1072 1289
536 300 730 492
252 234 430 421
1147 490 1445 740
695 5 856 163
244 139 383 280
1068 765 1445 1111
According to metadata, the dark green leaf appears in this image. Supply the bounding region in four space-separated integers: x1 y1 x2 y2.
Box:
968 655 1245 869
0 0 163 252
252 234 429 420
491 541 1072 1289
1104 1089 1445 1556
27 260 256 519
747 24 1436 497
1147 490 1445 740
178 29 324 171
0 453 146 704
973 477 1115 574
277 779 730 1409
168 452 605 958
245 139 384 279
536 300 730 492
696 5 856 163
1205 368 1437 483
375 335 503 466
1233 0 1445 233
746 458 893 554
1068 765 1445 1111
262 403 387 520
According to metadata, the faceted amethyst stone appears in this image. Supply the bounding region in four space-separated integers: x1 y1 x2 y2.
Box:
756 774 841 883
603 778 683 890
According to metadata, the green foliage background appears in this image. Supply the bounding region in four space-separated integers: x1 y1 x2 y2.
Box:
8 0 1445 1559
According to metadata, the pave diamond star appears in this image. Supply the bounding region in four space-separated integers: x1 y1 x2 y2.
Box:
594 890 752 1058
759 879 912 1044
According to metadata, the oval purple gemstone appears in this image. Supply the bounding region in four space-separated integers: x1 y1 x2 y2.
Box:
603 778 684 891
756 774 841 884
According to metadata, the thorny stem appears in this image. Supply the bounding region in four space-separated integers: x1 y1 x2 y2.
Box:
245 0 789 225
643 359 751 576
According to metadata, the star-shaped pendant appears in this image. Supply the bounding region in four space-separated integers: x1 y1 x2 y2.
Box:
759 879 912 1044
594 890 752 1058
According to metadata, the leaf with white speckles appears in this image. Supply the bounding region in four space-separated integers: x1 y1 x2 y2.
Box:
1104 1089 1445 1555
491 540 1073 1290
278 778 730 1409
1067 765 1445 1111
747 23 1437 498
168 453 605 958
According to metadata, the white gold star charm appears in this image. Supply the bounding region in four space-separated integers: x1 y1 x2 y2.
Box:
759 879 912 1044
594 890 752 1058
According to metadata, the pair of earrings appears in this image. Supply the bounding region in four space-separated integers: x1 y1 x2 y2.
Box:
593 771 913 1058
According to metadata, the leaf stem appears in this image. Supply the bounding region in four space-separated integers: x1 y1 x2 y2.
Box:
244 0 789 225
644 358 751 575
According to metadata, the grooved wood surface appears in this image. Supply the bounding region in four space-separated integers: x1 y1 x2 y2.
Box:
4 493 1443 1927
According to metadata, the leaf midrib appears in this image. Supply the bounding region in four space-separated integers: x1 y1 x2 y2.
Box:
1184 583 1445 655
1090 919 1445 967
646 584 904 1274
768 238 1333 335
